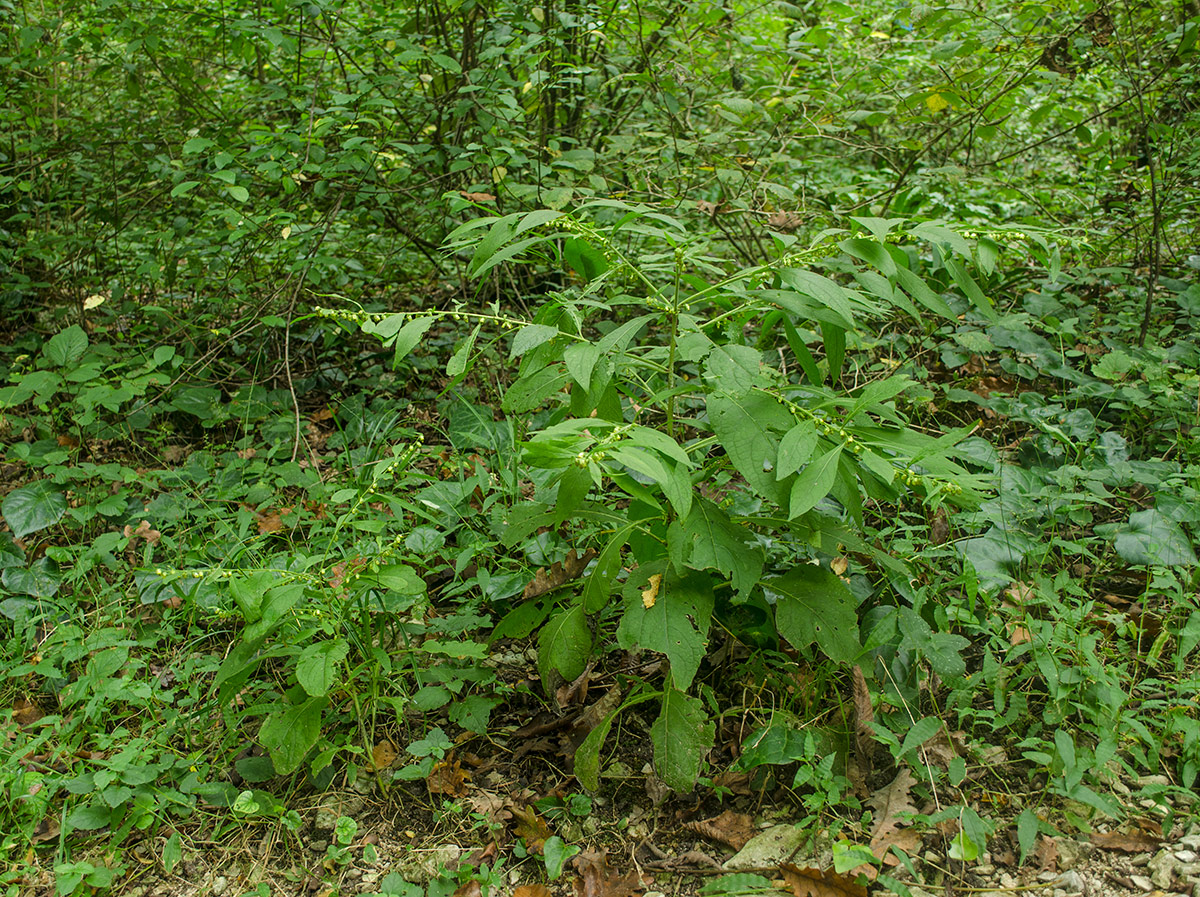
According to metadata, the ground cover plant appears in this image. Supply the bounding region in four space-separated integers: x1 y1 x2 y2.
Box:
1 0 1199 895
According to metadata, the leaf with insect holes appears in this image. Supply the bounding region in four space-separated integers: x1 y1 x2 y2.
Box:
617 571 713 690
651 686 714 791
766 564 862 663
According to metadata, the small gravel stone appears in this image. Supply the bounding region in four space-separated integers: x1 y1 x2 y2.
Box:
975 864 995 875
310 840 328 853
1176 850 1198 863
1132 853 1153 866
999 873 1018 889
1131 874 1154 891
212 877 228 897
1149 850 1177 888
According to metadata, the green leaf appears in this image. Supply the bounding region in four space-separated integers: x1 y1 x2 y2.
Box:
227 184 249 203
503 363 571 413
44 325 88 368
651 687 714 791
1113 510 1198 567
446 322 481 378
163 831 183 874
679 498 763 600
583 522 638 613
788 443 843 519
509 323 559 359
897 607 969 678
842 237 897 276
296 639 349 697
563 342 601 391
258 694 328 774
898 716 942 759
704 344 764 394
544 837 581 880
170 180 201 198
706 391 791 504
66 804 112 831
617 571 714 690
1016 808 1039 865
564 238 609 282
894 267 954 319
2 481 67 539
776 420 818 480
538 603 592 690
243 582 306 644
766 564 861 662
390 316 436 367
2 556 62 598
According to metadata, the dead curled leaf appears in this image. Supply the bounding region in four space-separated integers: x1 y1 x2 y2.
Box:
513 887 553 897
369 740 398 771
572 849 644 897
426 758 470 796
683 809 756 850
780 864 868 897
851 666 874 772
123 519 162 544
511 805 554 853
1089 830 1163 852
523 548 598 601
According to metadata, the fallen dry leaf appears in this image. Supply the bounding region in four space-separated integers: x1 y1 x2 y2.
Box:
13 697 44 727
868 766 917 842
452 880 482 897
426 758 470 796
523 549 598 601
123 519 162 545
256 509 286 535
1034 836 1059 873
459 192 496 203
781 864 868 897
513 887 553 897
851 666 874 773
369 740 398 771
468 790 514 827
1089 830 1163 853
684 809 756 850
767 210 804 231
572 849 644 897
512 805 554 853
929 507 950 545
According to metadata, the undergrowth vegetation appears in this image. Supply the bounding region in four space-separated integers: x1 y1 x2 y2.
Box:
1 0 1198 894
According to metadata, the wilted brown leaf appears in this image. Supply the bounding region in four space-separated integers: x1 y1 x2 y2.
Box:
556 662 595 708
452 880 482 897
123 519 162 544
929 507 950 545
256 509 286 535
696 200 724 217
1034 836 1058 873
523 549 598 601
459 192 497 203
512 805 554 853
851 666 874 773
468 790 514 826
572 849 644 897
780 864 868 897
767 211 804 232
641 573 662 608
13 697 44 727
684 809 756 850
514 887 553 897
873 828 922 866
869 766 917 842
1089 830 1163 853
426 758 470 796
369 740 398 771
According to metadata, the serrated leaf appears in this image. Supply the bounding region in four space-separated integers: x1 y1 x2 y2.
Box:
258 694 327 774
618 571 714 690
44 325 88 368
706 391 790 504
296 639 349 697
679 498 763 599
766 564 861 662
651 687 714 791
789 443 843 518
1 481 67 539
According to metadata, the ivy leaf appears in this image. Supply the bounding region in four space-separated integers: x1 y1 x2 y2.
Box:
296 639 349 697
617 571 714 690
765 564 862 663
2 481 67 539
679 498 763 599
259 693 327 774
651 686 714 792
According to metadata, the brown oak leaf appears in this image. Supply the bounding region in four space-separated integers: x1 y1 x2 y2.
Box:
523 548 597 601
684 809 756 850
1089 830 1163 853
572 849 644 897
781 864 868 897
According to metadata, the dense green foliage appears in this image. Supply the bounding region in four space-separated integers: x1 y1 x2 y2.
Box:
1 0 1198 893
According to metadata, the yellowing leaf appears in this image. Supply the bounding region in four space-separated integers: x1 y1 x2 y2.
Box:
641 573 662 608
926 93 949 113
